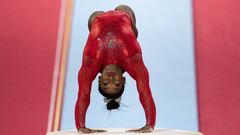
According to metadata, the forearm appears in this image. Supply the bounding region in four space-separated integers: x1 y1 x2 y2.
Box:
135 67 156 127
138 87 156 127
75 58 100 129
126 57 156 127
75 95 90 129
75 67 92 129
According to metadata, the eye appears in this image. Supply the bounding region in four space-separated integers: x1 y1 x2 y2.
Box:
115 83 120 86
103 82 108 85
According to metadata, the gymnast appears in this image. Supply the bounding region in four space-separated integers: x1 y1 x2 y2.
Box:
75 5 156 133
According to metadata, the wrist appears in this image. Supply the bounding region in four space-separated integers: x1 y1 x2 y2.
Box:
146 124 154 129
79 126 86 128
77 125 86 131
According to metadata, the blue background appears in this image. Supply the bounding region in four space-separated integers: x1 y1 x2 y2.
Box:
61 0 198 131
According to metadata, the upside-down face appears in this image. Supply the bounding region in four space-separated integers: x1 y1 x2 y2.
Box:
98 64 125 95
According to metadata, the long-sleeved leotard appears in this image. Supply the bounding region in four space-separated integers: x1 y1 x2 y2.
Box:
75 10 156 129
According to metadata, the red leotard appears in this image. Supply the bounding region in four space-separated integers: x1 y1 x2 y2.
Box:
75 10 156 129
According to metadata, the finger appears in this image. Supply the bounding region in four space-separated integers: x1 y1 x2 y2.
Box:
78 130 92 134
139 128 153 133
95 129 107 133
126 129 139 133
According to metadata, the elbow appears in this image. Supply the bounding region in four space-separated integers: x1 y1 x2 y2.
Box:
136 80 147 91
78 90 90 102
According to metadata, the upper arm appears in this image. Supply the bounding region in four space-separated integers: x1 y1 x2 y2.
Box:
78 55 100 96
125 53 151 95
79 55 100 81
125 53 148 81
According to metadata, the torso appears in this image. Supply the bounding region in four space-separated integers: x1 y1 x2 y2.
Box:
83 10 142 72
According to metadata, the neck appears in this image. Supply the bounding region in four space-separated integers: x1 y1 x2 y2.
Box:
102 64 123 74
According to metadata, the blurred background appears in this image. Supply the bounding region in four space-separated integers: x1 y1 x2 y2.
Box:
60 0 198 131
0 0 240 135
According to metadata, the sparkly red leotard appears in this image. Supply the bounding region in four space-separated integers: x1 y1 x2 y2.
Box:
75 10 156 129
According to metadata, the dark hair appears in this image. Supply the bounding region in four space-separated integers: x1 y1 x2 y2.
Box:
98 83 125 110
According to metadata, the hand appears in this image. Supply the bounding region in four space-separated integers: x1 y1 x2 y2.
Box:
78 127 106 134
127 125 154 133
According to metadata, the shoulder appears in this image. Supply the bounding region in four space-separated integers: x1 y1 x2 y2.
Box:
123 53 143 67
82 56 92 67
82 55 102 69
130 53 143 64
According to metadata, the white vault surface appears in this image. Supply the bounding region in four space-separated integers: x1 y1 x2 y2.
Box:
47 129 203 135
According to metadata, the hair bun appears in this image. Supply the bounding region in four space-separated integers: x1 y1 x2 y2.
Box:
107 100 120 110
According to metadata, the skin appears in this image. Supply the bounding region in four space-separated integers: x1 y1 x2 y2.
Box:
115 5 138 38
78 64 154 133
77 5 155 133
79 64 153 133
79 65 125 134
98 64 125 94
127 125 154 133
78 127 106 133
88 11 104 31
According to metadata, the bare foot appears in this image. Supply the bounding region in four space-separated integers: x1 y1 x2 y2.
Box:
127 125 154 133
78 127 106 134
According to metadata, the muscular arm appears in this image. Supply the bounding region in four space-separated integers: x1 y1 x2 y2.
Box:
125 53 156 128
75 56 100 129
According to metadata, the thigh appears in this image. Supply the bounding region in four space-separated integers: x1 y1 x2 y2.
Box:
115 5 138 37
88 11 104 31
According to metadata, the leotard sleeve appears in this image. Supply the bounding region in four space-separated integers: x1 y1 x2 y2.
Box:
124 53 156 127
75 55 101 129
